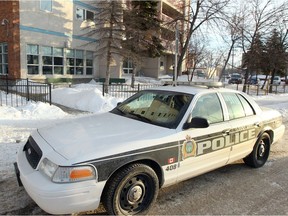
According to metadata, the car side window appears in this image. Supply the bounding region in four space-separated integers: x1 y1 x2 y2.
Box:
192 93 223 124
222 92 253 120
238 94 255 116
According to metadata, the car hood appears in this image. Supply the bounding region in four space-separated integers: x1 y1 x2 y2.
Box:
37 112 175 163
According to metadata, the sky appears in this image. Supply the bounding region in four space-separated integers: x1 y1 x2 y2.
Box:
1 76 288 181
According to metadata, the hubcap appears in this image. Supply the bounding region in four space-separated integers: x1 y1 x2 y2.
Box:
258 141 265 157
120 176 147 212
128 185 143 203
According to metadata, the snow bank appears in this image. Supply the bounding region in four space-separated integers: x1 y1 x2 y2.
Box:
51 83 121 113
0 101 67 120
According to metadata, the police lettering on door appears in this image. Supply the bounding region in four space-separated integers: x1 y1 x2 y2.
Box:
183 128 256 157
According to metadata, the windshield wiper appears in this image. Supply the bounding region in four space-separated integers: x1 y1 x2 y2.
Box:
128 112 152 123
114 107 126 115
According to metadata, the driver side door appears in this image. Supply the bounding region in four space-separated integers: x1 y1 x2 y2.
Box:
177 93 231 182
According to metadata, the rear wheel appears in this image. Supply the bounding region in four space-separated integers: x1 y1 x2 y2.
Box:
244 132 271 168
102 163 159 215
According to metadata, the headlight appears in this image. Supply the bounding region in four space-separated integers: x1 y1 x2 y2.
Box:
39 158 97 183
39 158 58 179
53 166 97 183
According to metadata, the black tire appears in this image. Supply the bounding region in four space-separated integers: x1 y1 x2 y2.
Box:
102 163 159 215
243 132 271 168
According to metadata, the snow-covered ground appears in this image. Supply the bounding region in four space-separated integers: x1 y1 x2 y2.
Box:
1 76 288 181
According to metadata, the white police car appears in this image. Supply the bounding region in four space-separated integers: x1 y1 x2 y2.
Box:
15 82 285 215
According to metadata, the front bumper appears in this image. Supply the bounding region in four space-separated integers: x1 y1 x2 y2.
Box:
17 147 106 214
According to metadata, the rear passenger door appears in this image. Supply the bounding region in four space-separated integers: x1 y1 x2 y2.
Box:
221 92 260 163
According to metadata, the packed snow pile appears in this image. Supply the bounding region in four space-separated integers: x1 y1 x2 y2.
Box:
52 83 121 113
0 102 68 120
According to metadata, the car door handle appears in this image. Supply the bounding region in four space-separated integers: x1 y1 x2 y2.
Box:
222 130 230 135
254 122 260 127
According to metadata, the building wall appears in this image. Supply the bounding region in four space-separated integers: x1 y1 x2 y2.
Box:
0 1 21 80
1 0 189 81
18 0 102 81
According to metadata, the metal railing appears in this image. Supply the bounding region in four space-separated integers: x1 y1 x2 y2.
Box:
101 82 288 100
227 83 288 96
0 78 51 107
102 83 159 99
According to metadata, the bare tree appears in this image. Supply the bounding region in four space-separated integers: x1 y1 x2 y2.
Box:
186 37 207 81
218 13 243 82
205 50 225 79
265 29 288 93
176 0 230 77
237 0 288 92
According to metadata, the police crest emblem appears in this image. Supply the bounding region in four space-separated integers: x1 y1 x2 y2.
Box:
182 135 197 159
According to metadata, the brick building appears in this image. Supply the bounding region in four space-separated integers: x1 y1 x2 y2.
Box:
0 0 189 82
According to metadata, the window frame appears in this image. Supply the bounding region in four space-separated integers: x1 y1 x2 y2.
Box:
26 44 94 76
0 43 8 75
221 92 254 120
86 51 93 75
42 46 64 75
66 49 93 75
76 7 94 21
123 58 134 74
27 44 40 75
191 93 224 124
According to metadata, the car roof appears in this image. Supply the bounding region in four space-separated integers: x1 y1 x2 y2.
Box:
148 83 238 96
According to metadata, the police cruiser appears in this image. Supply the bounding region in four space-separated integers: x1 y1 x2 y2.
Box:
15 82 285 215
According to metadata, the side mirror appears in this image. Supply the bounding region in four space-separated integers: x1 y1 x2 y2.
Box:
117 102 122 106
183 117 209 130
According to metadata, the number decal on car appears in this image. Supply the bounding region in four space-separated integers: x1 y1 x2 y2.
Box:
166 164 177 171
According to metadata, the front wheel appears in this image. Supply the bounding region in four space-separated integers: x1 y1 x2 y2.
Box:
102 163 159 215
243 132 271 168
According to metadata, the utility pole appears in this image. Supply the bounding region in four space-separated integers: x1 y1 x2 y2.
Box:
173 22 179 86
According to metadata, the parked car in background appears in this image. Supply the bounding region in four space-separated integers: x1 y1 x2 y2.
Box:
273 76 281 85
228 73 243 84
280 76 288 84
196 71 206 78
248 76 260 85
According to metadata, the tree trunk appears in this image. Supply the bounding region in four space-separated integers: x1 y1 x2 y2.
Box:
104 3 115 94
218 40 235 82
261 74 269 90
269 69 276 93
104 51 111 94
242 70 249 93
131 62 137 88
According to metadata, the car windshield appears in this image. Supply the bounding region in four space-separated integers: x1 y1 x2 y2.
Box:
232 74 241 78
111 90 193 129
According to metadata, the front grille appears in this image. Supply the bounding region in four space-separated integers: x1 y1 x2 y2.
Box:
23 136 43 169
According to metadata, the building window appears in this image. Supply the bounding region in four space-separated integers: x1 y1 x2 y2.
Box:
0 43 8 75
42 46 64 75
123 59 133 74
86 51 93 75
66 49 87 75
26 45 93 76
40 0 52 12
76 7 94 21
27 44 39 75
